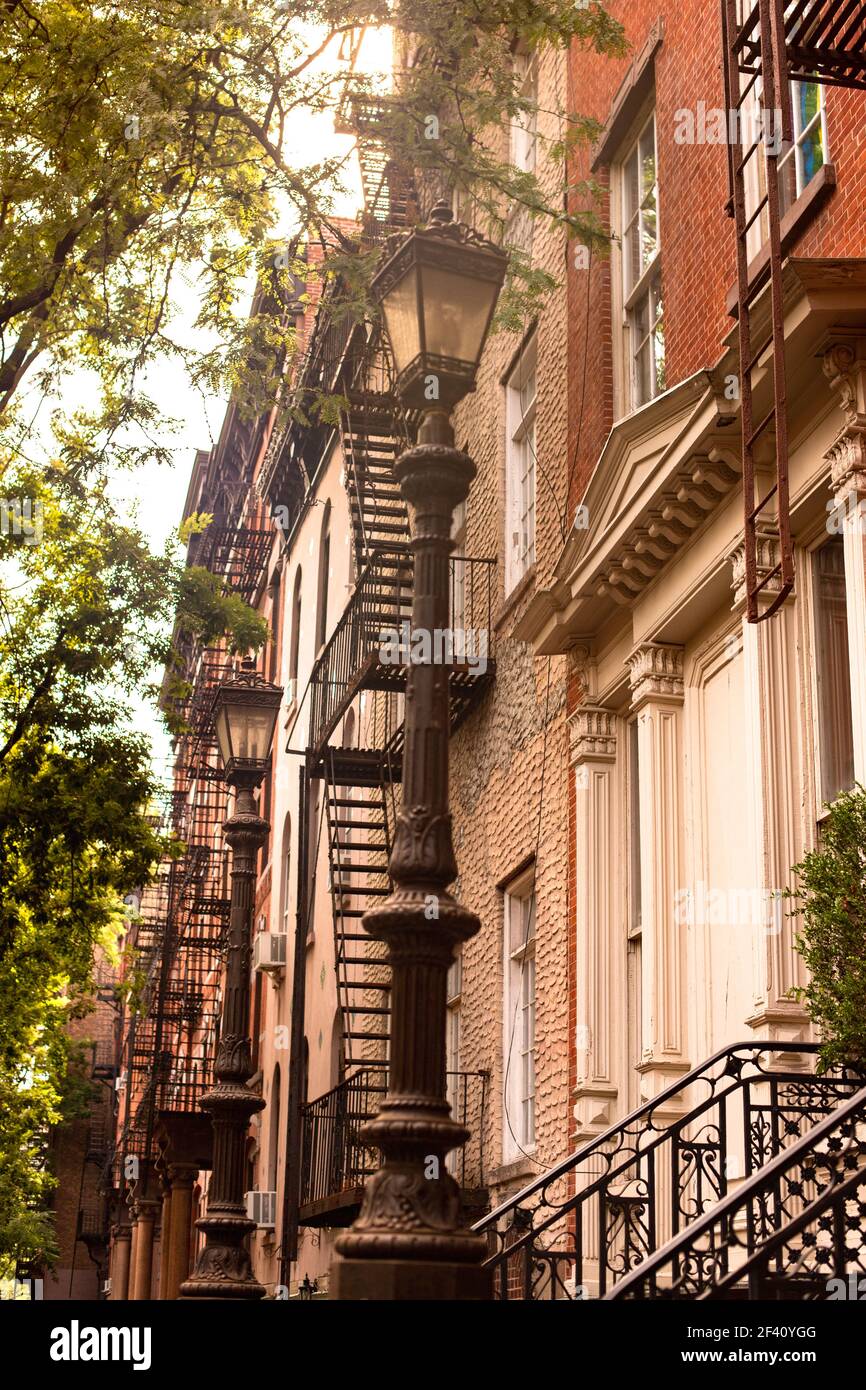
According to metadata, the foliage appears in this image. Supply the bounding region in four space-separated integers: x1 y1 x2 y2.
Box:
0 464 265 1262
789 785 866 1073
0 0 626 472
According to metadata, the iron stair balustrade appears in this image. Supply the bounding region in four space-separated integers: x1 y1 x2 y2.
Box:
607 1081 866 1300
473 1040 859 1300
721 0 866 623
323 746 394 1075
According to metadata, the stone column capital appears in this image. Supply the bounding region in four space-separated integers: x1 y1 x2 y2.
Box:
729 523 793 615
627 642 684 710
167 1163 199 1188
568 705 616 766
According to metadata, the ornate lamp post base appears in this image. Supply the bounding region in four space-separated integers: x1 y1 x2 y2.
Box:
332 420 493 1301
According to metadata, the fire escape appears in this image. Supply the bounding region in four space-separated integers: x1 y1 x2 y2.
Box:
722 0 866 620
108 476 272 1238
270 96 491 1249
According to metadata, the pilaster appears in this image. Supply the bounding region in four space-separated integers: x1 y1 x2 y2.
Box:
627 642 690 1100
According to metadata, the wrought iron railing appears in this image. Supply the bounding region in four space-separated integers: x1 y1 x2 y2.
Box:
300 1068 490 1214
308 548 413 754
308 550 496 755
299 1069 381 1212
473 1042 860 1300
608 1082 866 1300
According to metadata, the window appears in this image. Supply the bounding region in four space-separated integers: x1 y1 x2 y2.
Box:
279 813 292 938
503 868 536 1159
288 566 302 705
446 951 462 1112
451 501 466 635
268 1065 281 1195
737 2 829 258
813 538 855 807
446 951 462 1176
510 51 537 175
505 339 537 594
267 569 281 684
620 111 664 410
315 501 331 653
778 81 827 218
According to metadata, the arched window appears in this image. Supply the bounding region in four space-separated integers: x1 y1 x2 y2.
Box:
267 568 281 684
315 501 331 653
330 1011 344 1089
268 1064 281 1194
288 566 302 700
279 813 292 937
343 707 356 750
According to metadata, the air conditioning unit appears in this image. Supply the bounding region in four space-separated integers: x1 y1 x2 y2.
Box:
246 1190 276 1229
252 932 287 974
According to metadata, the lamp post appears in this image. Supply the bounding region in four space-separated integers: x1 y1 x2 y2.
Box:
332 202 507 1300
180 659 282 1300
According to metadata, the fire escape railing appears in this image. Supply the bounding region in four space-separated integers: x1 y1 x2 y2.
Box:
607 1081 866 1300
473 1041 859 1300
299 1068 489 1215
308 551 497 757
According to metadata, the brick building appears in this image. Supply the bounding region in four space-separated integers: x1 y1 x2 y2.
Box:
85 1 866 1302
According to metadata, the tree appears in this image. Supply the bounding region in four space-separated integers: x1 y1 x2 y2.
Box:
0 0 625 473
0 461 267 1262
789 786 866 1073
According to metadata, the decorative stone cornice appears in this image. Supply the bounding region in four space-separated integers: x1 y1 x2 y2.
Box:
568 706 616 765
597 457 739 607
729 522 790 614
627 642 684 709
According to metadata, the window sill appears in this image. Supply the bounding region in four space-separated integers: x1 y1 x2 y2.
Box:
725 162 836 317
495 564 536 632
490 1154 538 1189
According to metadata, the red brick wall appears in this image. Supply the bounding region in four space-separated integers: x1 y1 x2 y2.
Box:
565 1 866 1123
567 1 866 516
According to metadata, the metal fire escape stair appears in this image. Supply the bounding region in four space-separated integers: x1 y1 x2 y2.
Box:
721 0 866 622
323 747 396 1075
342 397 411 571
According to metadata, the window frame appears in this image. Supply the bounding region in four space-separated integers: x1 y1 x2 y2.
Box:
505 336 538 596
503 866 537 1161
618 110 663 413
808 533 856 823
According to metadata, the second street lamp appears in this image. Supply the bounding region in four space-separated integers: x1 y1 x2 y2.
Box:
180 658 282 1300
332 202 508 1300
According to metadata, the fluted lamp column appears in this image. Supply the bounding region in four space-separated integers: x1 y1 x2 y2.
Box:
332 202 507 1301
180 658 282 1300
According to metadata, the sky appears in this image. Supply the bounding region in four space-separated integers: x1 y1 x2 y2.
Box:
21 24 392 779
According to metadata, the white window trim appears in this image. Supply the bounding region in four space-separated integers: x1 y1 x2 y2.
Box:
505 337 538 596
503 867 536 1162
611 104 661 419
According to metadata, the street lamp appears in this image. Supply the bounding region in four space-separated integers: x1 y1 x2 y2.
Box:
180 658 282 1300
332 202 507 1301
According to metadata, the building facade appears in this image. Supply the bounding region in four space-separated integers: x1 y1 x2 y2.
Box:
81 0 866 1302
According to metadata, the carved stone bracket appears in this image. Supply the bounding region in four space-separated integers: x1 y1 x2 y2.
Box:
823 341 866 501
729 522 790 613
597 457 739 606
627 643 685 710
569 706 617 765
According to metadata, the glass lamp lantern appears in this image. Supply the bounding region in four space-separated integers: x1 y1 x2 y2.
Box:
372 201 509 411
212 658 282 785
